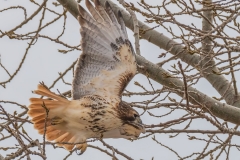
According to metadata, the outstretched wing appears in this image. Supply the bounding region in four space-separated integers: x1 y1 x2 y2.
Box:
72 0 136 100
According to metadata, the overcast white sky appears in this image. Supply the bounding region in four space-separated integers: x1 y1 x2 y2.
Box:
0 0 239 159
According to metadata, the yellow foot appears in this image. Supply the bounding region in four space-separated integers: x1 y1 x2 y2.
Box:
100 133 103 140
128 138 134 142
51 116 64 125
76 143 88 155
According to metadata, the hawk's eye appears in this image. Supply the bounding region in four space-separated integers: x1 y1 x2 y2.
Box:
133 113 138 119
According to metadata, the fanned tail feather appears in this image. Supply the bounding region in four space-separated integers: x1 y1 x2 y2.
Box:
28 83 86 151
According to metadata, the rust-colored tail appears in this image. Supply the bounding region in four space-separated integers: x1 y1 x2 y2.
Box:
28 83 85 151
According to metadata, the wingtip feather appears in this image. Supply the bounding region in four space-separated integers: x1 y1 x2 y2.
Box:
78 15 85 26
94 0 101 6
105 1 110 8
77 4 86 16
118 10 123 18
85 0 92 8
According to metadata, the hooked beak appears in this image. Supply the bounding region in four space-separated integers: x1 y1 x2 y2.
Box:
129 116 146 133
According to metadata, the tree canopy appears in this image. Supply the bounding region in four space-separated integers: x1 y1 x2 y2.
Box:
0 0 240 159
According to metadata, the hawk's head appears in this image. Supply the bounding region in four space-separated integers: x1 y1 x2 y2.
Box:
117 101 145 139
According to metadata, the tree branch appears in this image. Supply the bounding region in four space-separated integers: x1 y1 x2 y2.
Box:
109 0 240 108
56 0 240 124
57 0 240 107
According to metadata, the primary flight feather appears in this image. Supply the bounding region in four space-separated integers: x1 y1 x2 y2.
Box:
28 0 145 154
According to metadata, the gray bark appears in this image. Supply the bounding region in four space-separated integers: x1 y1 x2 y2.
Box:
57 0 240 125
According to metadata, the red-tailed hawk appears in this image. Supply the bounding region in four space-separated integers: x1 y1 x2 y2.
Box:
28 0 145 154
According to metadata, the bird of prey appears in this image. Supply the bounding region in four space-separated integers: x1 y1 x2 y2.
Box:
28 0 145 154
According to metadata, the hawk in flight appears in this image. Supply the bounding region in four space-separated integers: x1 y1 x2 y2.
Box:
28 0 145 154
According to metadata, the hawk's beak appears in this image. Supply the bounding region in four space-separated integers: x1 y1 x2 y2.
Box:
135 117 146 134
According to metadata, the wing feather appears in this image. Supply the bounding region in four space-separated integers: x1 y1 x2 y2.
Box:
105 1 119 25
94 0 111 23
85 0 103 23
81 27 112 51
78 4 116 42
117 11 128 39
72 0 136 100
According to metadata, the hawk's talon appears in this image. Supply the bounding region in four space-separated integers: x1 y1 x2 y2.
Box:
128 138 134 142
76 150 83 155
100 133 103 140
76 150 84 155
76 143 87 155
